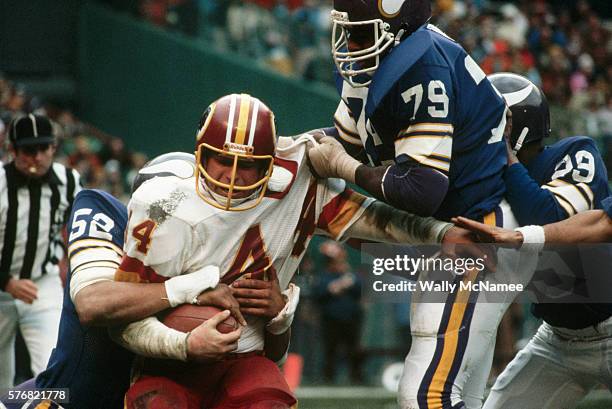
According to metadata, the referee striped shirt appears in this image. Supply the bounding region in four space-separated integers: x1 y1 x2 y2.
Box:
0 161 81 290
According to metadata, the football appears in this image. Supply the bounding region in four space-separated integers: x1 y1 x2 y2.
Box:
161 305 239 334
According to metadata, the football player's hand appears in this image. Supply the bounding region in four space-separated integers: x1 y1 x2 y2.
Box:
307 136 361 183
441 226 497 272
5 278 38 304
186 310 242 362
195 284 247 326
231 269 286 321
502 113 520 166
505 137 520 166
452 217 524 248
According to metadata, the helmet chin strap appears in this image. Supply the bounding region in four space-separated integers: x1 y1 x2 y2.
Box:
201 179 260 209
512 127 529 155
394 28 406 46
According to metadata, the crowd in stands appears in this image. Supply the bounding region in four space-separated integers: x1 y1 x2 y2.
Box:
0 74 148 203
133 0 612 171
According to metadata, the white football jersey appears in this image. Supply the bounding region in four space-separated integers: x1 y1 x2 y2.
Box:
116 137 374 352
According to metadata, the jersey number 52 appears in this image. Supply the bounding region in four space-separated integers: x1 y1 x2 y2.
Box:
69 208 115 242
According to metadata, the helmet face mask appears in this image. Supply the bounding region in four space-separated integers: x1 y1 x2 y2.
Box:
331 9 395 87
331 0 432 87
196 144 274 211
195 94 276 211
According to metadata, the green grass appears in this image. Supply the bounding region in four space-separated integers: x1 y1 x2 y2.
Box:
295 387 612 409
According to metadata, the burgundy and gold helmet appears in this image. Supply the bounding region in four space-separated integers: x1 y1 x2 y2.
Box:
195 94 276 211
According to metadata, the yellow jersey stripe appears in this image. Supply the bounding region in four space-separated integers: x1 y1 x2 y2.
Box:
69 238 123 256
427 268 479 408
411 155 451 173
73 260 120 274
400 123 454 135
425 214 495 407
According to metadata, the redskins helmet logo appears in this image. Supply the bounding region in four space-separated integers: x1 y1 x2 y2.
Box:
378 0 405 18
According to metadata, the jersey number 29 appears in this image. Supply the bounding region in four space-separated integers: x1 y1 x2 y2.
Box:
551 150 595 183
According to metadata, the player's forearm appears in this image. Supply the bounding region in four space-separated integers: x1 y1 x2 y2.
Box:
356 163 448 217
504 163 567 225
345 200 452 244
543 210 612 243
354 164 387 200
109 317 188 361
75 281 169 326
264 328 291 364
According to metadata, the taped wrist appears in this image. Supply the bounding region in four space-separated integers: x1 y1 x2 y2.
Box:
164 265 220 307
110 317 189 361
266 284 300 335
332 147 361 183
515 225 545 253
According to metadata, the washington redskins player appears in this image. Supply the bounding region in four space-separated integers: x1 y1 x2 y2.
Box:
111 94 475 409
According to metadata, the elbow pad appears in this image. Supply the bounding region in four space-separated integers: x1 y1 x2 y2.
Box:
382 163 448 216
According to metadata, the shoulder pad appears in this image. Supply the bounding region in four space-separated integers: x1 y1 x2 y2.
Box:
366 26 433 117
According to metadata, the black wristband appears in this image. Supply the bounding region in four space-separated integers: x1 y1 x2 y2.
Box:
0 275 11 291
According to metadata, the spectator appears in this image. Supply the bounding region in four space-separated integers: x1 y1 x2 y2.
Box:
314 241 363 384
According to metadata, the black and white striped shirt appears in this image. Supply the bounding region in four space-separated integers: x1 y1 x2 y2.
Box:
0 161 81 289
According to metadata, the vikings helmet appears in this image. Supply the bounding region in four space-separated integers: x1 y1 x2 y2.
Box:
331 0 431 87
195 94 276 211
488 73 551 154
132 152 196 193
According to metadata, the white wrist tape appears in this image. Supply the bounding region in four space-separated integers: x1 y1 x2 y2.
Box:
336 152 361 184
164 265 220 307
515 225 545 253
110 317 189 361
266 284 300 335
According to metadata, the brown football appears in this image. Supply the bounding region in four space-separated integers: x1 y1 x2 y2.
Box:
161 305 239 334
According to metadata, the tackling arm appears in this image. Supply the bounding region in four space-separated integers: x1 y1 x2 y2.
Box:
109 308 242 362
543 209 612 243
504 163 574 225
343 196 452 244
75 281 170 327
307 136 448 216
356 162 448 216
453 207 612 246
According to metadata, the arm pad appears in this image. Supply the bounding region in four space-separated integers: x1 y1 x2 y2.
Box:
382 163 448 217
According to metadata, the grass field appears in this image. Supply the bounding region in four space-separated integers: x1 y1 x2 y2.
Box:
295 387 612 409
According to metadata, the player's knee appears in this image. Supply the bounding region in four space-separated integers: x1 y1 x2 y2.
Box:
125 376 199 409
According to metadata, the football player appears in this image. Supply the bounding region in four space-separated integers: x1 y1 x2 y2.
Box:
477 73 612 409
307 2 527 408
110 93 480 409
454 199 612 245
0 153 247 409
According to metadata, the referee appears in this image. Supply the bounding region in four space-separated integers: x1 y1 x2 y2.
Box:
0 114 81 393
